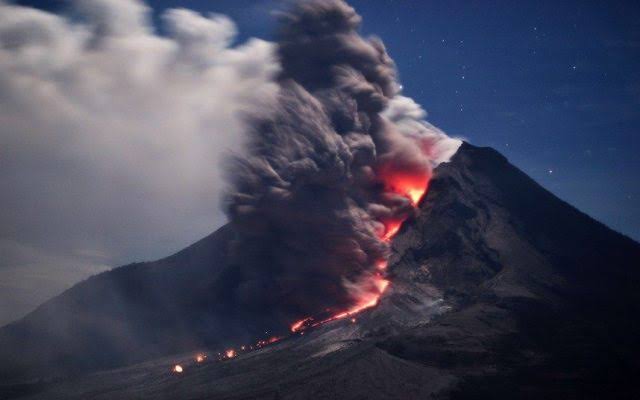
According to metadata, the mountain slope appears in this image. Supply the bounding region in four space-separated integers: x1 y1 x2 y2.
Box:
2 142 639 399
378 142 640 398
0 224 241 380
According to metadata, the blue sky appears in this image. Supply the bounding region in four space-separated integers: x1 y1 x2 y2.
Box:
17 0 640 240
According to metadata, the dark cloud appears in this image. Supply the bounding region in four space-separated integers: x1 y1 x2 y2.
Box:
224 0 460 322
0 0 459 328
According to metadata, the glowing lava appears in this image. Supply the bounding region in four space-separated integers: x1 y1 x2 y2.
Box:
406 186 427 206
168 159 431 370
383 171 430 206
289 169 429 334
382 220 402 242
290 274 390 332
291 317 313 333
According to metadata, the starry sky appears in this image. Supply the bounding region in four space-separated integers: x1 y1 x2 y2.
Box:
16 0 640 240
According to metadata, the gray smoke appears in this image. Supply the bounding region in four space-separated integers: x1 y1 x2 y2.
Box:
224 0 460 320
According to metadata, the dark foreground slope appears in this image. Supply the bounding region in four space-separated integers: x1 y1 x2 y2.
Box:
2 142 640 399
0 224 246 381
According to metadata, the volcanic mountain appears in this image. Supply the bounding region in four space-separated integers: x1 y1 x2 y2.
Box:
1 142 639 399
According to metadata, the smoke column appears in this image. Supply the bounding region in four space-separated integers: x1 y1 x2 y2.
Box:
224 0 460 328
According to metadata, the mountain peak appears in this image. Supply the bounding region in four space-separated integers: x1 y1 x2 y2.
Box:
1 143 639 399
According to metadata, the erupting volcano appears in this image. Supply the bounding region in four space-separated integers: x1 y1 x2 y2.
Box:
225 0 460 337
0 1 638 399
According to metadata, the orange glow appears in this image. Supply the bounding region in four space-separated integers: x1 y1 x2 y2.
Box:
289 274 390 332
256 336 280 347
382 171 429 206
382 220 402 242
286 171 423 334
166 170 429 367
291 317 314 333
284 167 430 336
406 187 426 205
267 336 280 344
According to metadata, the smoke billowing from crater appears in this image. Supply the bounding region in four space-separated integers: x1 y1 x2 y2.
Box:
224 0 460 324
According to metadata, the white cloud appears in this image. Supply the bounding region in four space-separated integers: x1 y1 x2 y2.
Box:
383 95 462 165
0 0 279 325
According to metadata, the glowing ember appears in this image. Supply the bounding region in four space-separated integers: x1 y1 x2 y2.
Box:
225 349 236 358
288 167 427 334
406 187 426 205
382 220 402 242
195 354 206 363
289 274 390 332
172 364 183 373
291 317 314 333
340 276 389 317
381 171 430 206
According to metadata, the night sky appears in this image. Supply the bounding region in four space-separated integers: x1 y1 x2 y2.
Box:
16 0 640 240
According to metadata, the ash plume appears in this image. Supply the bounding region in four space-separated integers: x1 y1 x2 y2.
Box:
224 0 461 322
0 0 279 325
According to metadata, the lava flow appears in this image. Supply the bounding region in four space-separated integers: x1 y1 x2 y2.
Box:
382 220 402 242
290 177 427 334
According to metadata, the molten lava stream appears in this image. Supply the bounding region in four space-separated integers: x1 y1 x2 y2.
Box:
288 176 429 333
174 181 423 371
290 202 414 333
382 220 402 242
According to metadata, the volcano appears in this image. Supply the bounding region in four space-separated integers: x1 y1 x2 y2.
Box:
1 142 639 399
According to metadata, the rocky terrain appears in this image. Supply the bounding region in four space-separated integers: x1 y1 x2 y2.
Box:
1 142 639 399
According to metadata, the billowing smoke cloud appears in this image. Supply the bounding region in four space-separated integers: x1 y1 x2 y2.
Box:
225 0 461 322
0 0 278 325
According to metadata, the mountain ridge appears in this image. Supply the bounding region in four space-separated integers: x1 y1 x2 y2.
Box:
1 142 639 399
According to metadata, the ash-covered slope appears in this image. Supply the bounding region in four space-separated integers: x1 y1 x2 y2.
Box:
0 223 288 382
377 142 640 398
3 142 640 399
